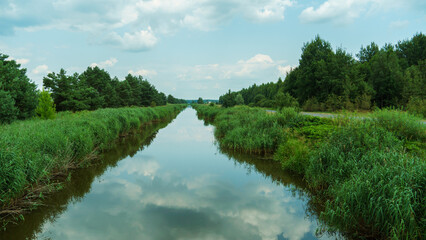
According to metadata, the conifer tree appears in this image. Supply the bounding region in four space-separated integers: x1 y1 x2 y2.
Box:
35 89 56 120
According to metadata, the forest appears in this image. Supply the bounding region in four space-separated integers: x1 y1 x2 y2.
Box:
219 33 425 117
0 54 186 124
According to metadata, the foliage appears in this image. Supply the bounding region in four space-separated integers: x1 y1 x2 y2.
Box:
197 97 204 104
167 94 187 104
0 90 18 124
0 53 38 122
305 116 425 239
273 138 309 175
0 105 186 207
371 109 425 142
43 67 169 112
35 89 56 120
406 96 426 118
275 92 298 109
219 33 424 112
235 93 244 105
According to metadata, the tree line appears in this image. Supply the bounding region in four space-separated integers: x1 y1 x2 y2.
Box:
220 33 425 116
0 54 185 124
43 66 185 112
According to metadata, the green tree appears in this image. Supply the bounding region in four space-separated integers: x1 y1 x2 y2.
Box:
0 90 18 124
396 32 426 69
369 47 404 107
167 94 177 104
235 93 244 105
197 97 204 104
35 89 56 119
357 42 379 63
401 60 426 104
275 92 299 109
0 53 38 120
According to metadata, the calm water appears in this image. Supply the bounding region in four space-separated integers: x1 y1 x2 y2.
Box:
1 108 333 240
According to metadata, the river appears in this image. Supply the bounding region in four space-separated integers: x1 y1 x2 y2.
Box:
1 107 335 240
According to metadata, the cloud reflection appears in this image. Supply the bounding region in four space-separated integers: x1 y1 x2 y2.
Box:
36 158 320 240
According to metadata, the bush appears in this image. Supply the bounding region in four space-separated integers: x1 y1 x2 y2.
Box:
406 96 426 118
273 138 309 175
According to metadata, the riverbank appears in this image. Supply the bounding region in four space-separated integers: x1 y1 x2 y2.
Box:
0 104 186 227
193 104 425 239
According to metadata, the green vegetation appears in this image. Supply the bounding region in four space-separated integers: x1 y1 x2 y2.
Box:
35 89 56 120
0 104 186 222
0 54 38 123
219 33 425 117
194 104 425 239
43 67 179 112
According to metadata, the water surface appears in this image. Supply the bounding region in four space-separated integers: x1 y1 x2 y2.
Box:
2 108 333 240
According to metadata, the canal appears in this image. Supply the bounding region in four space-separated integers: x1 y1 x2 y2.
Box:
1 107 333 240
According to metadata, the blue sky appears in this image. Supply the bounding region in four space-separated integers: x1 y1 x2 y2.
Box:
1 0 425 99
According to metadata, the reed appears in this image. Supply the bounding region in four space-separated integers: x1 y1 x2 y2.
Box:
0 105 186 211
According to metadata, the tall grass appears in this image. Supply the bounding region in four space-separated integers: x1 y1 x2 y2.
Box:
211 106 287 154
0 105 186 208
306 115 425 239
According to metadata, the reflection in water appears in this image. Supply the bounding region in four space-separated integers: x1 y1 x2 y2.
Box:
1 108 335 240
0 117 176 240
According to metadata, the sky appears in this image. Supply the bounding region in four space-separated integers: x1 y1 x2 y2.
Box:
1 0 425 99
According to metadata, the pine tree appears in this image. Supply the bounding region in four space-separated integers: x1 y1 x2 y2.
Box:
35 89 56 120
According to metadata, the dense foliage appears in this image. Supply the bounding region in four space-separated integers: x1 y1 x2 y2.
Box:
35 89 56 120
0 54 38 123
0 105 186 212
219 33 425 116
43 67 179 112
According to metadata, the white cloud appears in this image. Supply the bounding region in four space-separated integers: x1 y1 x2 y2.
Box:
0 0 294 50
7 56 29 65
90 58 118 68
128 69 157 77
277 65 295 76
105 28 158 51
32 64 49 74
172 54 289 97
299 0 419 24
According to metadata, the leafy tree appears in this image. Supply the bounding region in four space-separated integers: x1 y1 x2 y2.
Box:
296 35 335 103
275 92 298 109
396 32 426 69
220 90 236 107
369 47 404 107
401 60 426 104
35 89 56 119
167 94 177 104
357 42 379 63
0 90 18 124
197 97 204 104
0 53 38 120
235 93 244 105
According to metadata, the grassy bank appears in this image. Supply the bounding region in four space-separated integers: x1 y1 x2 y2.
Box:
193 104 425 239
0 104 186 223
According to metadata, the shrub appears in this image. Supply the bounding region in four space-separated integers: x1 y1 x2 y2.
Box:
406 96 426 118
273 138 309 175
